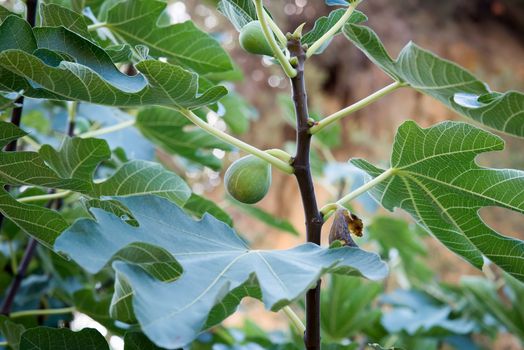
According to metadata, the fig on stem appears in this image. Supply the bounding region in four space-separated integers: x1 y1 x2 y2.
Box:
239 21 274 56
224 155 271 204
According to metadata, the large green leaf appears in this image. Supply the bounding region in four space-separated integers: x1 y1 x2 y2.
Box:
54 195 387 348
343 21 524 137
19 327 109 350
0 122 191 204
0 16 227 108
105 0 233 74
352 121 524 280
183 193 233 226
0 122 190 246
0 188 68 248
135 107 233 170
40 3 92 39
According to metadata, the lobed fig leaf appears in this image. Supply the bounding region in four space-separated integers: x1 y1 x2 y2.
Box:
224 155 271 204
239 21 273 56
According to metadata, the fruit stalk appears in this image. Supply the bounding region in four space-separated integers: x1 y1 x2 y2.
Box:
288 37 324 350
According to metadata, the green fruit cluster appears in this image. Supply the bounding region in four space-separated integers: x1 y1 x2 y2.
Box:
239 21 274 56
224 155 271 204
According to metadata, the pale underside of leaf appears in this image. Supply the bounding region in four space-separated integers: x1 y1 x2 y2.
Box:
54 195 387 348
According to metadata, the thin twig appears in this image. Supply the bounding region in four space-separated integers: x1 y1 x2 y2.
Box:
10 306 75 319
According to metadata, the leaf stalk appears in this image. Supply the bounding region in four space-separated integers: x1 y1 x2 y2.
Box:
9 306 75 319
310 81 404 134
254 0 297 78
87 22 107 31
18 190 72 203
306 1 360 58
78 119 135 139
178 109 294 174
282 306 306 334
321 167 397 220
264 9 287 47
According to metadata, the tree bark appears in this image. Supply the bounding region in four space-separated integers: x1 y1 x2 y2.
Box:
288 37 324 350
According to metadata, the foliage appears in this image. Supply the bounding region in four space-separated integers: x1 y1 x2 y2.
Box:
0 0 522 349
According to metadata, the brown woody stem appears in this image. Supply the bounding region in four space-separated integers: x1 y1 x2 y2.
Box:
288 37 324 350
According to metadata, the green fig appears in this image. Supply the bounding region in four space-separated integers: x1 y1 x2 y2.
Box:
239 21 274 56
224 155 271 204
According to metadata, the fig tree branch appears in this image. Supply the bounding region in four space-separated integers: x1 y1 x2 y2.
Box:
288 36 324 350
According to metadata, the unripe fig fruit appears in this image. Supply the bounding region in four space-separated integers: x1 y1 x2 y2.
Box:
239 21 273 56
224 155 271 204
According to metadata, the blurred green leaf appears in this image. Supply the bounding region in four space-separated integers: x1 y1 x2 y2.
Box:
367 216 432 282
0 315 25 350
321 275 382 341
219 93 257 135
461 275 524 341
228 197 299 236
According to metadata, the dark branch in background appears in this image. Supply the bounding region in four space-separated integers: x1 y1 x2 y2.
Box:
0 109 76 315
288 38 324 350
0 0 38 229
1 1 75 314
